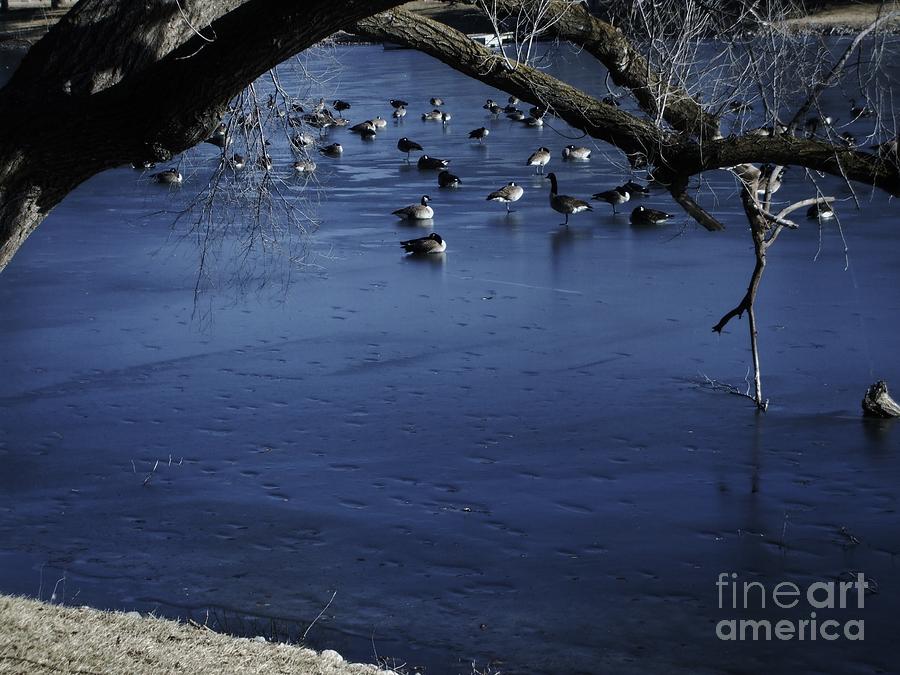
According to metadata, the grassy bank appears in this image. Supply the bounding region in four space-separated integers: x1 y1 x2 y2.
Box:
0 594 391 675
781 1 900 33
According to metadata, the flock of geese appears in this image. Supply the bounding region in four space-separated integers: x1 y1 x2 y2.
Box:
350 95 674 255
140 92 676 256
142 90 873 254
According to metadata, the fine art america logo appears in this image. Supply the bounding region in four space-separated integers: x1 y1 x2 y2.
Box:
716 572 869 641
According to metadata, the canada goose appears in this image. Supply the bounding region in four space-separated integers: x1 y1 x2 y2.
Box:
330 117 350 128
392 106 407 120
850 98 874 119
504 104 520 114
630 205 672 226
401 232 446 254
483 99 503 116
602 95 620 107
756 165 784 194
257 154 273 171
468 127 490 143
441 111 452 124
562 145 591 160
592 186 630 213
547 173 592 226
393 195 434 220
804 116 832 136
417 154 450 170
153 168 182 184
333 99 351 115
205 123 228 148
507 110 525 121
205 135 227 149
430 97 444 106
422 109 443 121
526 147 551 174
487 182 524 212
350 120 376 134
508 95 519 105
523 114 544 127
622 180 650 196
390 99 409 109
302 112 334 131
806 201 834 220
371 116 388 129
360 127 377 140
231 154 246 170
293 160 316 174
398 137 423 159
438 170 461 188
320 143 343 156
528 105 548 119
291 132 316 149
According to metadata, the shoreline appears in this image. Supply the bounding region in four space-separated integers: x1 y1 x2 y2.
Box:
3 3 900 51
0 594 393 675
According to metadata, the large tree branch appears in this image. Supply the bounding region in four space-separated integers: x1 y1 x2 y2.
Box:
0 0 406 271
354 9 900 199
445 0 721 140
353 8 667 158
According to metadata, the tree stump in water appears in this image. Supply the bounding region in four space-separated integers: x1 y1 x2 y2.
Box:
862 381 900 418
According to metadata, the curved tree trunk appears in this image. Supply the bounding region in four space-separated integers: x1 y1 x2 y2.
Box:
0 0 405 272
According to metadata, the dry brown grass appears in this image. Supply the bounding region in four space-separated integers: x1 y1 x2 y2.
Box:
0 595 392 675
781 2 900 31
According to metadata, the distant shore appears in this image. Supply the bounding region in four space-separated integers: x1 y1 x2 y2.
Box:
2 2 900 51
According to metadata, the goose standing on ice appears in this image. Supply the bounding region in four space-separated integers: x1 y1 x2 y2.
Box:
487 182 524 212
468 127 490 143
392 106 407 121
430 97 444 106
400 233 446 255
547 173 592 226
527 147 551 174
393 195 434 220
592 186 630 213
397 137 423 160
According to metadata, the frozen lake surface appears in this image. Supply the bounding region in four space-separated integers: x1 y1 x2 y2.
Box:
1 42 899 674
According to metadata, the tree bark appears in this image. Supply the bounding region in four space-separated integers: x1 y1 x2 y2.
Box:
352 9 900 201
443 0 721 139
0 0 405 271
